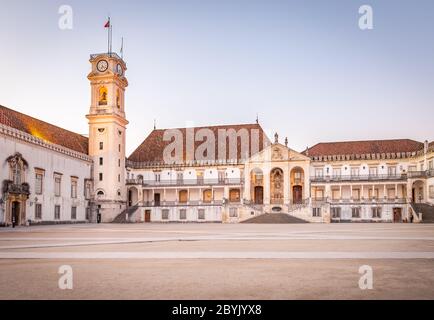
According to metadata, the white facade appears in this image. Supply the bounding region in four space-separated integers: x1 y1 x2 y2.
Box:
0 124 92 226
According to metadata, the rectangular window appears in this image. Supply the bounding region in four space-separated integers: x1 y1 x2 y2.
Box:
54 205 61 220
352 207 361 218
312 208 321 217
85 182 91 199
198 209 205 220
99 173 103 181
372 207 381 218
408 165 417 172
54 177 61 197
350 167 359 177
99 157 103 165
429 185 434 199
314 168 323 178
229 207 238 217
420 163 424 171
35 203 42 219
331 207 341 218
118 159 121 167
118 144 121 152
352 189 360 200
387 188 396 199
369 167 378 177
369 188 379 199
99 142 103 150
162 209 169 220
177 172 183 182
71 206 77 220
85 207 91 220
155 173 161 182
118 174 120 182
332 168 341 178
388 166 397 176
179 209 187 220
429 160 433 170
35 173 43 194
332 189 340 200
71 180 77 198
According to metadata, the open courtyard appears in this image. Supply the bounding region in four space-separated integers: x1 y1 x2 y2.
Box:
0 223 434 300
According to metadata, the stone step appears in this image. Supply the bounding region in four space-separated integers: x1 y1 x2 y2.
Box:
241 213 308 224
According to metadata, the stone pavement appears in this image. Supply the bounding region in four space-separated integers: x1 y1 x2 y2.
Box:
0 223 433 299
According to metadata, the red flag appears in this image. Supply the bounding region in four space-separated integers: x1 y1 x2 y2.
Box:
104 20 110 28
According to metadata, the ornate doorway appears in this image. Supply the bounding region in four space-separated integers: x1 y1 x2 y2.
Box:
11 201 20 225
293 186 303 204
270 168 284 204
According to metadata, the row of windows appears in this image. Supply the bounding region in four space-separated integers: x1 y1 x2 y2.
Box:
161 209 207 220
98 142 122 183
34 204 85 220
329 207 382 219
33 173 90 199
315 166 398 177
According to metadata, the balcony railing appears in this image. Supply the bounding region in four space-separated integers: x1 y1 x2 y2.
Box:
2 180 30 195
310 174 407 182
142 200 225 207
408 170 434 178
327 197 407 204
126 178 244 187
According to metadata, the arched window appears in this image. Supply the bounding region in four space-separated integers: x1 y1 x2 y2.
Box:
116 89 120 108
98 86 108 105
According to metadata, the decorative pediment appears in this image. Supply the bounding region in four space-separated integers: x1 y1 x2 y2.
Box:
246 143 310 163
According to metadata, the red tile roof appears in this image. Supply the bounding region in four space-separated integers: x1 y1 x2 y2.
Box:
128 123 269 163
305 139 424 157
0 105 88 154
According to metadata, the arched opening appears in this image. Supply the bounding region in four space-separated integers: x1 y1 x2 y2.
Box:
412 180 425 203
116 89 121 108
270 168 284 204
98 86 108 105
290 167 305 204
250 168 264 204
128 187 139 206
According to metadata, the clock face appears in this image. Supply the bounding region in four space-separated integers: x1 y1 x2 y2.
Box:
97 60 108 72
116 64 123 76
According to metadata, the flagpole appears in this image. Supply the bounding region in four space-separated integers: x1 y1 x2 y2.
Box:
107 17 110 55
109 24 113 55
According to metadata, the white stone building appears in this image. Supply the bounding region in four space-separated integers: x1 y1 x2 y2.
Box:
1 51 433 226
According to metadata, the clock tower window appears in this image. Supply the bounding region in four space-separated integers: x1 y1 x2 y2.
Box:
98 86 108 106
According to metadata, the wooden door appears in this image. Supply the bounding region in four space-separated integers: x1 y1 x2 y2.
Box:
293 186 303 204
254 186 263 204
154 193 160 207
393 208 402 223
145 210 151 223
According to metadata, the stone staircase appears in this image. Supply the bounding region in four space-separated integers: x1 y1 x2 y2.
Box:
411 203 434 223
112 205 139 223
241 213 308 224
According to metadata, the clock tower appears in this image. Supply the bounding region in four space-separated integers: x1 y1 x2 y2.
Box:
86 53 128 222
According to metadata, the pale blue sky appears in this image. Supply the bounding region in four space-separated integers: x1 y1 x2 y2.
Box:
1 0 433 155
